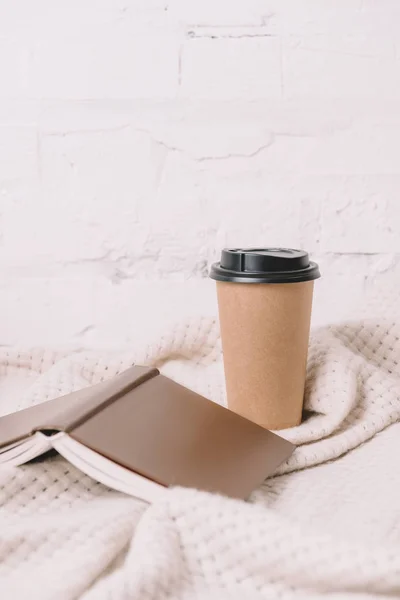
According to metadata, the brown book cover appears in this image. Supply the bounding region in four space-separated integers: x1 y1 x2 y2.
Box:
0 366 294 500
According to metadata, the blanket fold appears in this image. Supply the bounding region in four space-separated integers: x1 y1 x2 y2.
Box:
1 318 399 599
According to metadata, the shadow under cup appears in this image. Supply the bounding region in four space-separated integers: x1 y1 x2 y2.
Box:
210 248 320 430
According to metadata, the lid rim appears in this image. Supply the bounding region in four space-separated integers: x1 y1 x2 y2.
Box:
209 261 321 284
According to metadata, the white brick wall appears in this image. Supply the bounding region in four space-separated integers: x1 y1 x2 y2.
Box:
1 0 400 346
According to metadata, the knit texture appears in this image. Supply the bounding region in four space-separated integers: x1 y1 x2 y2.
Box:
1 318 400 599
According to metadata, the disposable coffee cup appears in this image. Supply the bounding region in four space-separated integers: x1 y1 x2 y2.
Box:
210 248 320 430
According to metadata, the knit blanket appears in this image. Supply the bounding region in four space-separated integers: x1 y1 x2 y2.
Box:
1 318 400 599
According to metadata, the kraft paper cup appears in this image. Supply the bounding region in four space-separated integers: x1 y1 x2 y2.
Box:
210 249 320 430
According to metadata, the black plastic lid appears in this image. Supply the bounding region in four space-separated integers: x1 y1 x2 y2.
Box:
210 248 320 284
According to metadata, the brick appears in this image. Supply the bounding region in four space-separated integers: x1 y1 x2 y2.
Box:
201 172 323 254
180 37 282 99
280 1 376 36
283 35 400 100
0 126 38 183
292 117 400 175
136 152 217 278
320 176 400 253
0 278 216 346
0 1 169 40
0 39 29 98
200 170 306 250
311 253 370 326
0 100 40 125
0 278 100 345
2 126 166 265
364 255 400 318
138 108 275 160
29 32 179 99
168 0 278 27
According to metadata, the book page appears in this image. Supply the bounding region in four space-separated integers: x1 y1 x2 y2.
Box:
0 433 52 466
50 433 166 502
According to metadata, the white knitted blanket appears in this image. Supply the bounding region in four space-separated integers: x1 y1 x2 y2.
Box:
1 318 400 599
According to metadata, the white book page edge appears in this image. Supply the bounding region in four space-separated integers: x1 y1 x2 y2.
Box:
0 433 53 466
0 439 27 454
0 431 168 503
48 433 166 502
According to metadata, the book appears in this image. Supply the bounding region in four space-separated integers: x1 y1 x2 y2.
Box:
0 365 294 501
